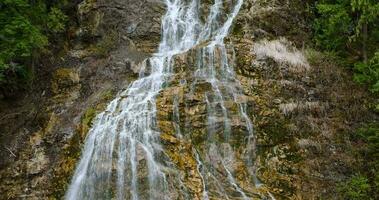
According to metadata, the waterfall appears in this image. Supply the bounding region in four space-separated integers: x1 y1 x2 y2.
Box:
65 0 258 199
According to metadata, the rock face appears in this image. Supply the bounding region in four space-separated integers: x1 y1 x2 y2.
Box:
0 0 164 199
231 1 376 198
0 0 377 200
155 54 262 199
77 0 164 52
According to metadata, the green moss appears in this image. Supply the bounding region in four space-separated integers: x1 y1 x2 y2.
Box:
49 89 116 198
49 107 99 198
100 89 114 101
258 116 292 145
51 68 80 95
232 21 244 36
89 31 118 57
337 175 371 200
82 108 96 132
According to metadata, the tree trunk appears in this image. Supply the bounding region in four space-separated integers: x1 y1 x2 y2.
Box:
362 22 368 64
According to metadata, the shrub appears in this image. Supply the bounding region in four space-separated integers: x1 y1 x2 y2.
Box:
311 0 379 110
313 2 352 53
354 52 379 93
338 175 371 200
47 7 68 33
0 0 68 94
344 123 379 199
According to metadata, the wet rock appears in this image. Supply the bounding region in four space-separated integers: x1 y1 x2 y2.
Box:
1 0 377 199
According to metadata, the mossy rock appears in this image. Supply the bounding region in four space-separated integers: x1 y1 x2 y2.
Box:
49 89 116 199
51 68 80 95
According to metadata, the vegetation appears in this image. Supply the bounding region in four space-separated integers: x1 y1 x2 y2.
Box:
311 0 379 198
341 124 379 199
354 52 379 94
338 174 371 200
312 0 379 96
89 30 118 58
0 0 68 95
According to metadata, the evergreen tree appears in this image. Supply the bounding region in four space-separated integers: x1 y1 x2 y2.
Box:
0 0 67 90
313 0 379 93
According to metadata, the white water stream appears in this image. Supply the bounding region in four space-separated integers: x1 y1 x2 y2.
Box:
65 0 259 199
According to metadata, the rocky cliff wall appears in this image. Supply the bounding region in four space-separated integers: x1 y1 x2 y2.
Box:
0 0 377 199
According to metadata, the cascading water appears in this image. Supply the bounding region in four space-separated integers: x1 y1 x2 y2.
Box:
65 0 261 199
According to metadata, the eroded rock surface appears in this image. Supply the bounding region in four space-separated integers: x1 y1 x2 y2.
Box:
0 0 377 200
0 0 163 199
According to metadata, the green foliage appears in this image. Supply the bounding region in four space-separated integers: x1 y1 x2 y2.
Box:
0 0 68 92
357 123 379 162
312 0 379 99
338 175 371 200
342 123 379 199
313 0 379 53
47 7 68 33
350 0 379 40
354 52 379 93
313 1 352 52
82 108 97 129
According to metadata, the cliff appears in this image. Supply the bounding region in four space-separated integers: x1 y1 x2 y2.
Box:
0 0 377 199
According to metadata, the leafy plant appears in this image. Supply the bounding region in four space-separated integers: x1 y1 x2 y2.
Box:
357 123 379 160
312 0 379 110
313 1 352 52
338 175 371 200
47 7 68 33
354 52 379 93
313 0 379 56
0 0 68 94
343 123 379 199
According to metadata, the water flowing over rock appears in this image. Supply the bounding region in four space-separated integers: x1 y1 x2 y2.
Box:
1 0 377 200
66 0 269 199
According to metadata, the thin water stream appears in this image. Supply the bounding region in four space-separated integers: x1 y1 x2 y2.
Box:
65 0 259 199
